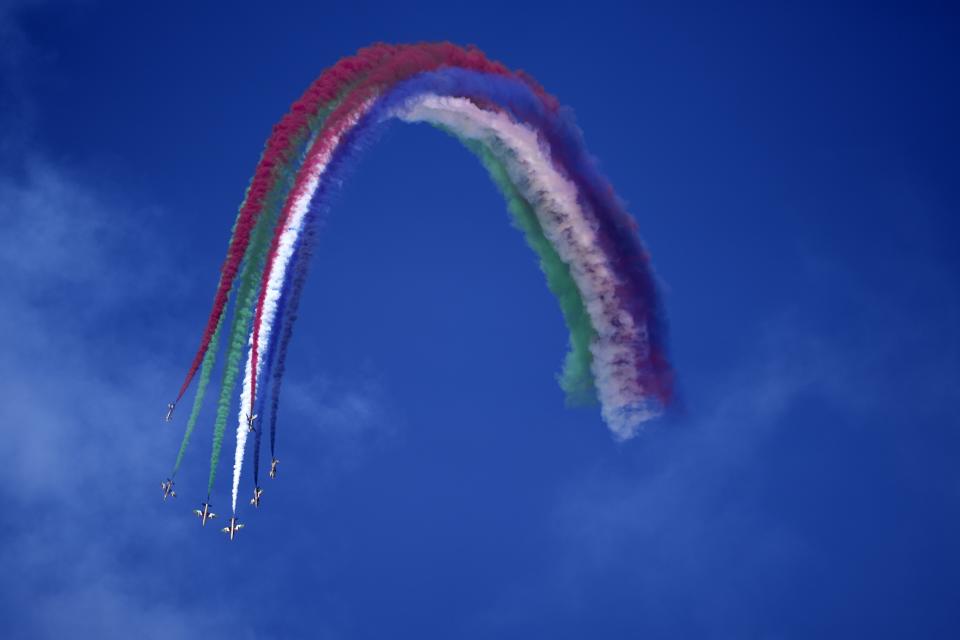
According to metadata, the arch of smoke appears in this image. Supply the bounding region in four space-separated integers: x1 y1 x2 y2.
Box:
231 92 661 510
231 103 373 512
394 95 659 438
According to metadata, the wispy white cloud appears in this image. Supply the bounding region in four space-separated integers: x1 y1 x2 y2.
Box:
0 0 92 161
0 9 227 631
556 327 826 566
0 0 44 156
281 367 399 470
479 249 960 631
0 157 242 635
0 161 169 494
0 151 393 636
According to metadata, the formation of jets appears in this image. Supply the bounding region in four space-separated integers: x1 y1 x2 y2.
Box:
164 462 281 540
165 406 285 541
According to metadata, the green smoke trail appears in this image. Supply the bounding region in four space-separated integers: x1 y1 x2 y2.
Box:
202 88 359 495
171 313 224 477
170 184 246 478
456 133 597 405
206 173 288 495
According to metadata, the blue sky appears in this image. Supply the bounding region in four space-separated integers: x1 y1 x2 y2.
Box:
0 1 957 638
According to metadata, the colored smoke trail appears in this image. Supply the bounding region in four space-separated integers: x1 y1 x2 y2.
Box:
247 68 670 440
268 239 308 460
168 43 673 510
394 93 661 435
246 44 543 412
248 285 287 489
207 197 278 495
216 75 377 488
231 347 254 509
264 97 396 467
249 228 315 489
374 68 672 410
251 414 263 488
232 101 376 512
171 315 224 477
455 136 596 404
231 80 658 499
207 85 353 495
252 112 594 491
247 80 389 478
174 45 399 404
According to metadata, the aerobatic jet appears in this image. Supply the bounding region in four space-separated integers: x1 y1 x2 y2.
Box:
193 502 217 526
161 478 176 501
269 458 279 479
164 402 175 423
221 516 244 540
246 413 258 433
250 486 263 508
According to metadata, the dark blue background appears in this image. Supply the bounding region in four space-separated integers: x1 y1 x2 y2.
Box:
0 1 957 638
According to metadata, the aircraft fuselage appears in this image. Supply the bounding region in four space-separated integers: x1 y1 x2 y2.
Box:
194 503 216 526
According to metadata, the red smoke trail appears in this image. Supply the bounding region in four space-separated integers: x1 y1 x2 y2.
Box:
248 43 558 406
174 45 398 402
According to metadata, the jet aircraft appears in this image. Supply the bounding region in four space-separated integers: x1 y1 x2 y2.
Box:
269 458 279 479
164 402 175 422
246 413 258 433
222 516 244 540
250 486 263 508
193 501 217 526
161 478 176 501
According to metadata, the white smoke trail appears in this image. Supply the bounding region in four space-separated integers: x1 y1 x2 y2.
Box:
231 101 375 512
393 95 660 438
234 91 659 506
